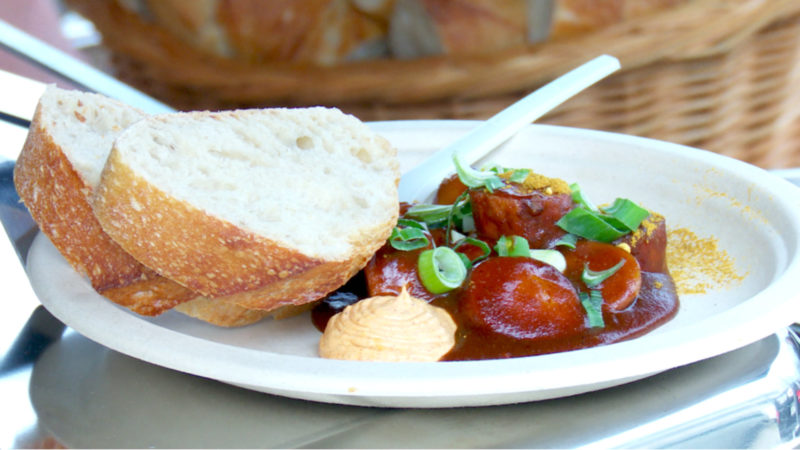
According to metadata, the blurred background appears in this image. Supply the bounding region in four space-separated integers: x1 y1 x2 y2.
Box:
3 0 800 168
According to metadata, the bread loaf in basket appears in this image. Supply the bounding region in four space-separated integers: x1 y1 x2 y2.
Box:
68 0 800 168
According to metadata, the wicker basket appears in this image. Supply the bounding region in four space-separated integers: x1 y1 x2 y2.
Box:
68 0 800 168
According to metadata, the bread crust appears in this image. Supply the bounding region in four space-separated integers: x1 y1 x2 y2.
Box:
95 148 332 299
99 273 200 315
173 295 271 327
18 88 397 321
399 0 528 56
14 106 144 291
218 216 393 310
92 109 398 310
217 0 387 64
145 0 234 57
552 0 686 39
13 97 197 316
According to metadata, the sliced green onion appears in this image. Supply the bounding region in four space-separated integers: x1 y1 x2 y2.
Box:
530 249 567 272
454 237 492 267
404 204 452 228
417 247 468 294
389 227 429 251
449 229 467 244
389 219 430 251
556 208 628 243
445 191 473 244
484 165 530 182
460 213 475 233
494 236 565 270
579 290 605 328
457 253 473 271
494 235 531 257
453 152 505 192
595 214 630 233
570 183 598 211
507 169 532 183
601 198 650 231
582 259 625 288
485 164 507 174
397 218 427 230
405 197 473 233
553 233 579 249
562 183 649 240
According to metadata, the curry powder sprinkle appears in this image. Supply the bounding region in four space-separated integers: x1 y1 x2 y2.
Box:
500 170 572 195
666 227 745 296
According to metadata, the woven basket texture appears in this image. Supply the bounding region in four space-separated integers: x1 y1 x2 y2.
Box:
68 0 800 168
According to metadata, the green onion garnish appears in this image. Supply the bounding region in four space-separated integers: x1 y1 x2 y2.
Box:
453 152 505 192
558 183 650 242
445 191 473 244
389 219 430 251
582 259 625 288
417 247 468 294
485 165 530 183
494 235 531 257
404 204 453 229
507 169 532 183
494 235 566 271
570 182 598 211
460 213 475 234
397 218 426 229
553 233 579 249
579 290 605 328
454 237 492 268
449 229 467 244
602 198 650 231
457 253 473 271
530 249 567 272
405 197 473 233
556 208 628 242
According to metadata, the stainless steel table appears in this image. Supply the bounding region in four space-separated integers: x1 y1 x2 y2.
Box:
3 139 800 448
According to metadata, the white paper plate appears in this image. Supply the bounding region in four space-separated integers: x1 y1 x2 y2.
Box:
26 121 800 408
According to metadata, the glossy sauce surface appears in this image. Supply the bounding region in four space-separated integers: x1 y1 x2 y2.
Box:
439 271 677 360
313 175 680 361
315 247 679 361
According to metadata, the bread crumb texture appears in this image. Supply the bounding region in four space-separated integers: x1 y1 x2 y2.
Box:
666 227 746 295
113 107 398 260
95 107 399 302
40 86 144 189
95 155 320 296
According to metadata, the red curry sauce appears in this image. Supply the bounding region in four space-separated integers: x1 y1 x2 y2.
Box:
312 171 679 361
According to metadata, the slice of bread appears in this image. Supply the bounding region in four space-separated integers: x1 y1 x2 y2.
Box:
93 107 400 311
13 85 196 315
14 85 270 325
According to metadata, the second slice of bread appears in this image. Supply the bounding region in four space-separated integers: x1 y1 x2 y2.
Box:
93 107 400 310
14 85 273 325
13 86 199 315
